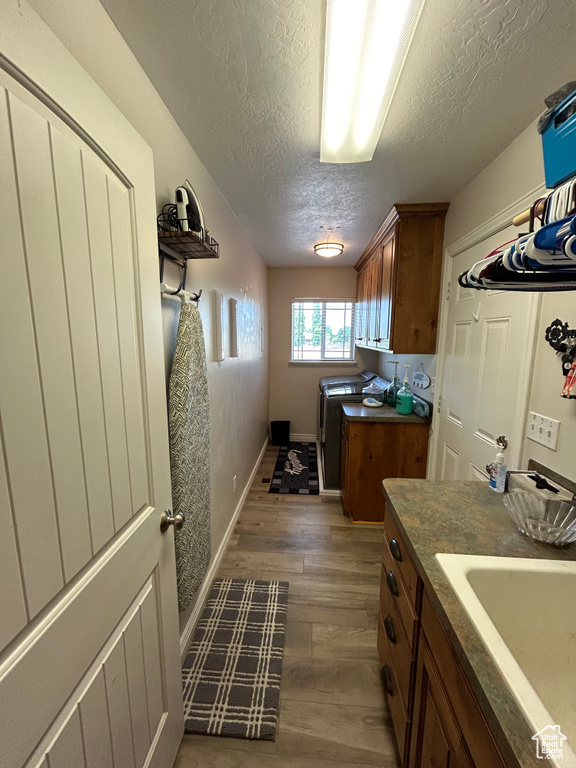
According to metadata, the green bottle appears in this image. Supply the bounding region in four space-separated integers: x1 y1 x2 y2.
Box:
396 365 414 415
386 361 400 406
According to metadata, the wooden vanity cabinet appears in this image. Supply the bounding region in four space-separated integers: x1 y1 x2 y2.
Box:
378 505 507 768
341 415 429 523
355 203 449 354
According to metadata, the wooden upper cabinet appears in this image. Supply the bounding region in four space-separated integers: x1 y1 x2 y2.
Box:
355 203 449 354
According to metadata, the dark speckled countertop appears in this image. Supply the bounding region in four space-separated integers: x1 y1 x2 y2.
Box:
342 403 427 423
382 479 576 768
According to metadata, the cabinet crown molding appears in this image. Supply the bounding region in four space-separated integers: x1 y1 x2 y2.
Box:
355 202 449 272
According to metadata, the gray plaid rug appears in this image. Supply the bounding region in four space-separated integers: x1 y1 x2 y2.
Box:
182 578 289 740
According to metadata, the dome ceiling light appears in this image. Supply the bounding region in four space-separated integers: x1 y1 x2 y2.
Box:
314 241 344 258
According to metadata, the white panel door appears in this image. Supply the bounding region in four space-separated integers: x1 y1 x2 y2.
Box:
434 228 539 480
0 4 183 767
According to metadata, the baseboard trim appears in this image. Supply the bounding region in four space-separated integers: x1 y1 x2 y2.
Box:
289 433 317 442
179 435 269 661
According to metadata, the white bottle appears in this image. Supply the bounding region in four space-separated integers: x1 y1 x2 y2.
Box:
488 449 507 493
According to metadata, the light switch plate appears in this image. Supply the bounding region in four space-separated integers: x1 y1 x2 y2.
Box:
526 411 560 451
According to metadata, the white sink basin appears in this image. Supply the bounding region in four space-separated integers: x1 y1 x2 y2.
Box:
436 554 576 768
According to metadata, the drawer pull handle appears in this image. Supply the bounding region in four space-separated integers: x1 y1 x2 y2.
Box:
386 571 399 597
389 538 402 562
381 664 394 696
384 615 397 644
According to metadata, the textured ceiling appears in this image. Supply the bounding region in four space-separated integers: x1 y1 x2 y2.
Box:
100 0 575 267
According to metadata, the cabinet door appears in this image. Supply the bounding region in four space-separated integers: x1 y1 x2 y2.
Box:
367 247 382 346
376 230 396 350
410 633 473 768
419 594 507 768
345 422 429 523
340 428 350 510
355 265 369 345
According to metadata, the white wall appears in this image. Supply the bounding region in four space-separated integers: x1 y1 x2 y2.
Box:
524 287 576 480
31 0 270 629
444 120 546 245
268 268 378 436
444 119 576 482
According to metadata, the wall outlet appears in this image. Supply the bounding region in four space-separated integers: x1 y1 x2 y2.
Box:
233 475 237 492
526 411 560 451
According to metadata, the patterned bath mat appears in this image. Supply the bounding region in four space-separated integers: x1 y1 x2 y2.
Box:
182 578 289 740
268 441 319 494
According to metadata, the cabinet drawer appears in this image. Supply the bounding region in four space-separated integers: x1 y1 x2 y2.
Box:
384 506 420 611
377 593 413 713
381 542 418 650
380 659 410 765
421 593 507 768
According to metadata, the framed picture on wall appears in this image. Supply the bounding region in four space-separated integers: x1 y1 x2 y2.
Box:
229 297 239 357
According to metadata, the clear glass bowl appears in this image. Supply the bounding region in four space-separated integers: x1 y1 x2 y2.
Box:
503 490 576 547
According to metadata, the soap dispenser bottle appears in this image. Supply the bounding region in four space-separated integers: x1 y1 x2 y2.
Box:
487 448 507 493
387 362 400 406
396 365 414 415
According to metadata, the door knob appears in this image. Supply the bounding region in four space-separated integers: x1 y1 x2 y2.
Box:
160 508 185 533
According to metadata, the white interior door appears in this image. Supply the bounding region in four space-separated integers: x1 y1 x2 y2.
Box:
0 4 183 767
434 228 539 480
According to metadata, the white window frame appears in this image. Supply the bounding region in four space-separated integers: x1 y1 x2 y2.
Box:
290 298 356 363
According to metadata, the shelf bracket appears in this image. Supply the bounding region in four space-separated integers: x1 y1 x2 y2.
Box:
159 244 188 291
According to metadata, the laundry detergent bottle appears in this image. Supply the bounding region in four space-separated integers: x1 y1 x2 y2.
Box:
396 365 414 415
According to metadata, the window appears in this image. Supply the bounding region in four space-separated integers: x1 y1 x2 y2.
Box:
291 299 356 362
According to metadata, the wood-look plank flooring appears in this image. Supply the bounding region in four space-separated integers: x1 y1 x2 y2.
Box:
174 445 400 768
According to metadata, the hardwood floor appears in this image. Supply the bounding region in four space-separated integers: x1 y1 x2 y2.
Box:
174 445 400 768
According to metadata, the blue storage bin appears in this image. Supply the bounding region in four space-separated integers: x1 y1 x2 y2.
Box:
542 89 576 188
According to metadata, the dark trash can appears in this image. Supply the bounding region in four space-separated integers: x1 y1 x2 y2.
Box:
270 420 290 446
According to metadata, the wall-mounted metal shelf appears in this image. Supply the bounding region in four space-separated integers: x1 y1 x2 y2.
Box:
158 229 219 260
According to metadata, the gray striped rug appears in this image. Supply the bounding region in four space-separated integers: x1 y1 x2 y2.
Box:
182 578 289 740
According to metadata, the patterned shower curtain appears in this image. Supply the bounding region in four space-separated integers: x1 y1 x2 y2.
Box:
169 301 211 612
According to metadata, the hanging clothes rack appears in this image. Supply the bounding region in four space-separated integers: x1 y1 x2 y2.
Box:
459 177 576 292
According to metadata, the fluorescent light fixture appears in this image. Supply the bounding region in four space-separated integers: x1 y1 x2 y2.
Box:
314 241 344 258
321 0 426 163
